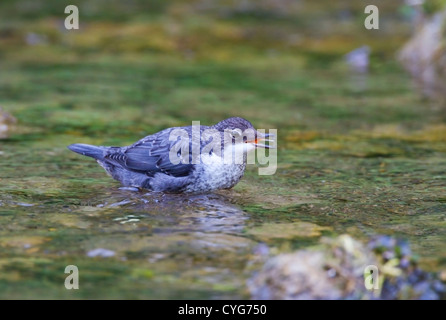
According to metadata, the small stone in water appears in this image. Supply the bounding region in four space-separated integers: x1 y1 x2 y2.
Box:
253 243 269 256
87 248 115 258
327 268 337 278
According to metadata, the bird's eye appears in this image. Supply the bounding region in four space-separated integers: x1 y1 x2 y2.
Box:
231 130 241 139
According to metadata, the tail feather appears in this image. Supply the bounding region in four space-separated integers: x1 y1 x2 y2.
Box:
68 143 106 160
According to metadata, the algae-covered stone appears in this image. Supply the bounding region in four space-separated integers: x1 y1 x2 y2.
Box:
249 235 446 300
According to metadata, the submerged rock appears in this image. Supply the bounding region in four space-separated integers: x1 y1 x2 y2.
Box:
248 235 446 300
0 107 16 139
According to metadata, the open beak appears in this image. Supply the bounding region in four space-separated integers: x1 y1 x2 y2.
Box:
247 132 276 149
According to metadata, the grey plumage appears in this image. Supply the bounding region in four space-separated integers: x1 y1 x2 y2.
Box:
68 117 266 193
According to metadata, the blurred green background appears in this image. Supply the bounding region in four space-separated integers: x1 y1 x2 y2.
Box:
0 0 445 299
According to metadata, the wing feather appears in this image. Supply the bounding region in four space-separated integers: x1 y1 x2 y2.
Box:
103 128 195 178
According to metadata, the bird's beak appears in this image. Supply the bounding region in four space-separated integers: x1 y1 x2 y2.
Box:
246 132 276 149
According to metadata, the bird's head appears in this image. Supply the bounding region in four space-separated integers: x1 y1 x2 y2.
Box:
212 117 274 152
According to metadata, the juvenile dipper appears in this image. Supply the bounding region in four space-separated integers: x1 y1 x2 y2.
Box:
68 117 273 193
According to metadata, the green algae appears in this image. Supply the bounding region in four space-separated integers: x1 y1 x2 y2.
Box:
0 0 445 299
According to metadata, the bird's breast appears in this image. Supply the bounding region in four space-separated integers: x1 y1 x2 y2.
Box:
184 153 246 192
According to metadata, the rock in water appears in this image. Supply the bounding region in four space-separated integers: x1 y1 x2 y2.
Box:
87 248 116 258
345 45 370 73
398 8 446 102
248 235 377 300
248 235 446 300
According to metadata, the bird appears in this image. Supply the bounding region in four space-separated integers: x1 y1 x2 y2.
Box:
68 117 273 193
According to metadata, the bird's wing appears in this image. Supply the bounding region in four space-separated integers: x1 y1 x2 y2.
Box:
104 128 195 178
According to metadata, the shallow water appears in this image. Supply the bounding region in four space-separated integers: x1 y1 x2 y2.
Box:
1 0 445 299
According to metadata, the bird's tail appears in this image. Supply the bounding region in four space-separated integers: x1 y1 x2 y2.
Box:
67 143 106 160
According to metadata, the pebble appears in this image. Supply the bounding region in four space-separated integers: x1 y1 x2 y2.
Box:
87 248 116 258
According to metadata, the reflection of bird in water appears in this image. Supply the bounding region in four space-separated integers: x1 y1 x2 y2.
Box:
398 2 446 100
104 191 250 235
80 190 254 297
68 117 273 193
